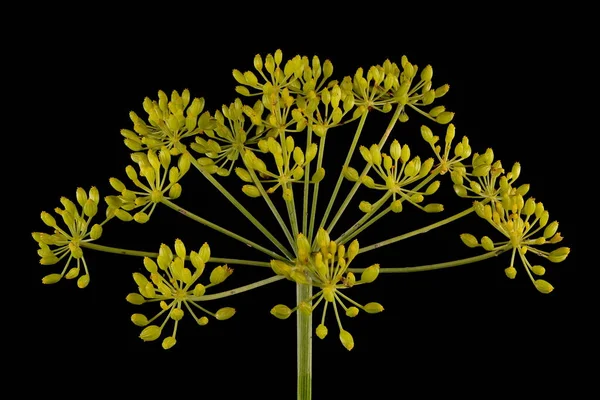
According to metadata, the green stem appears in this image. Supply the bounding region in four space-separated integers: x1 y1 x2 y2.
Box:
297 282 313 400
161 198 287 261
189 154 294 260
285 183 300 238
359 205 476 254
80 242 272 267
308 135 327 243
318 112 369 234
192 275 285 301
302 127 313 235
243 152 297 251
340 206 391 246
336 191 392 244
348 246 510 273
326 105 403 235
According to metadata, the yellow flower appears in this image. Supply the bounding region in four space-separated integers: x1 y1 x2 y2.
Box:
32 187 105 288
269 229 384 350
351 140 442 214
123 89 214 156
467 190 569 293
190 98 267 176
126 240 235 349
104 148 192 223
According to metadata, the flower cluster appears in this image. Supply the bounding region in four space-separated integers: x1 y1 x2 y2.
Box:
190 98 266 176
105 148 191 223
127 240 235 349
420 123 472 176
340 56 453 123
122 89 214 155
461 189 569 293
270 229 384 350
32 187 106 288
346 139 443 214
237 135 319 201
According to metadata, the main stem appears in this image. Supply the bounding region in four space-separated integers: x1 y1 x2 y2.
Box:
297 282 312 400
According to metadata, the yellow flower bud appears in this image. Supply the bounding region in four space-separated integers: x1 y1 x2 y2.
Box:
131 313 149 327
361 264 380 283
298 302 312 316
543 221 559 239
343 166 359 182
361 175 376 188
504 266 517 279
126 293 146 305
170 308 184 321
198 316 209 326
364 302 384 314
42 273 62 285
421 64 433 81
89 224 103 240
421 125 434 143
424 203 444 213
517 184 530 196
311 168 325 183
534 279 554 294
115 209 133 222
481 236 494 251
510 162 521 181
139 325 162 342
192 283 206 297
215 307 236 321
425 181 440 195
77 274 90 289
359 201 372 213
174 239 186 260
400 144 411 164
435 112 454 125
210 265 232 284
548 247 570 263
242 185 261 198
391 200 403 213
347 240 359 262
41 211 57 227
133 212 150 224
339 330 354 351
345 307 359 317
460 233 479 248
316 324 328 339
162 336 177 350
531 265 546 276
270 260 293 277
390 140 401 161
65 267 80 280
270 304 292 320
370 144 382 166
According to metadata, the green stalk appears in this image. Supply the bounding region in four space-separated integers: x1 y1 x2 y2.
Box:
317 112 368 233
189 154 294 260
339 206 390 246
296 282 313 400
285 182 300 238
326 105 403 234
335 162 441 246
242 153 297 251
308 135 327 243
192 275 285 301
348 246 510 273
335 191 392 244
161 198 286 261
80 242 271 267
358 205 476 254
302 127 313 235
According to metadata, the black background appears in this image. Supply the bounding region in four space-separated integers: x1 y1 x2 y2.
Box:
19 11 586 399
